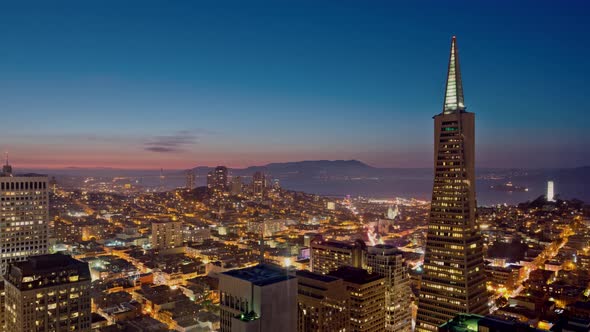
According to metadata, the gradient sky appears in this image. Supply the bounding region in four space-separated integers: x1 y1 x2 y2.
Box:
0 0 588 169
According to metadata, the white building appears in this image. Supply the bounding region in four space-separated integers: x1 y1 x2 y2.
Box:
547 180 555 202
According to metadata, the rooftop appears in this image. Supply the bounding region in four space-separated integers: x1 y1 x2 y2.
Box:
0 172 48 178
9 253 89 276
6 254 91 290
296 270 341 283
328 266 383 285
223 263 294 286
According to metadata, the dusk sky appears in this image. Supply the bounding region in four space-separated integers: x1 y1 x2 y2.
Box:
0 1 588 169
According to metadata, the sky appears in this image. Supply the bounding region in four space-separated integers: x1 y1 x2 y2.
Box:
0 0 588 169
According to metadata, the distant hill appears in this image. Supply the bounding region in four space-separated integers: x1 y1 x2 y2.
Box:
18 162 590 204
192 160 376 178
190 159 430 179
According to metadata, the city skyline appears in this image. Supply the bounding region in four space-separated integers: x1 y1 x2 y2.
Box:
0 1 589 169
0 3 588 329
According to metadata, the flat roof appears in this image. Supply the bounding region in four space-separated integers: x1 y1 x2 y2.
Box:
0 173 48 178
223 263 294 286
328 266 383 284
296 270 340 283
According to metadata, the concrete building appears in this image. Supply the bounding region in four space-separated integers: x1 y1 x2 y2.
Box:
219 263 297 332
186 170 196 191
252 171 266 199
310 238 366 274
247 219 289 237
329 266 385 332
151 220 183 250
416 36 488 331
367 245 413 332
296 270 349 332
0 162 49 275
207 166 228 195
230 176 243 195
4 254 92 332
547 181 555 202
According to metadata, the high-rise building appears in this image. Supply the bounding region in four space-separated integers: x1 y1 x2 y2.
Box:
296 270 349 332
366 245 413 332
0 280 5 331
547 180 555 202
219 263 297 332
151 219 183 250
186 169 196 190
4 254 92 332
252 171 266 199
416 37 488 331
2 153 12 175
328 266 385 332
230 176 243 195
310 238 366 275
0 162 49 275
207 166 228 195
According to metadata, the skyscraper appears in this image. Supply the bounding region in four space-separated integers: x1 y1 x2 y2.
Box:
230 175 243 195
547 180 555 202
252 171 266 199
207 166 228 195
0 162 49 275
186 169 195 190
310 238 366 275
328 266 385 332
296 270 349 332
219 263 297 332
416 37 488 331
4 254 92 332
366 245 412 332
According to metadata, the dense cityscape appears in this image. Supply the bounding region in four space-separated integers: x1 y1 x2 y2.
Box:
0 33 589 332
1 2 590 332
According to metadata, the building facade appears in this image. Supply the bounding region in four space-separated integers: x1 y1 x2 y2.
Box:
219 264 297 332
296 270 349 332
310 238 366 275
329 266 385 332
151 220 183 250
207 166 228 195
416 36 488 331
366 245 413 332
186 170 196 190
251 171 266 199
4 254 92 332
0 165 49 275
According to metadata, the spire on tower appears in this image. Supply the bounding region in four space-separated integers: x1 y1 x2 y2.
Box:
2 152 12 176
443 36 465 114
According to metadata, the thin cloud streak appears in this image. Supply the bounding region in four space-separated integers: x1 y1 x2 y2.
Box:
144 130 202 153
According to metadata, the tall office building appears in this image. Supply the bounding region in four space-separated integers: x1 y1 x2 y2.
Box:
151 219 183 250
4 254 92 332
252 171 266 199
366 245 412 332
186 169 196 190
310 238 366 275
230 176 243 195
0 162 49 275
416 37 488 331
296 270 349 332
207 166 228 195
219 263 297 332
547 181 555 202
329 266 385 332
